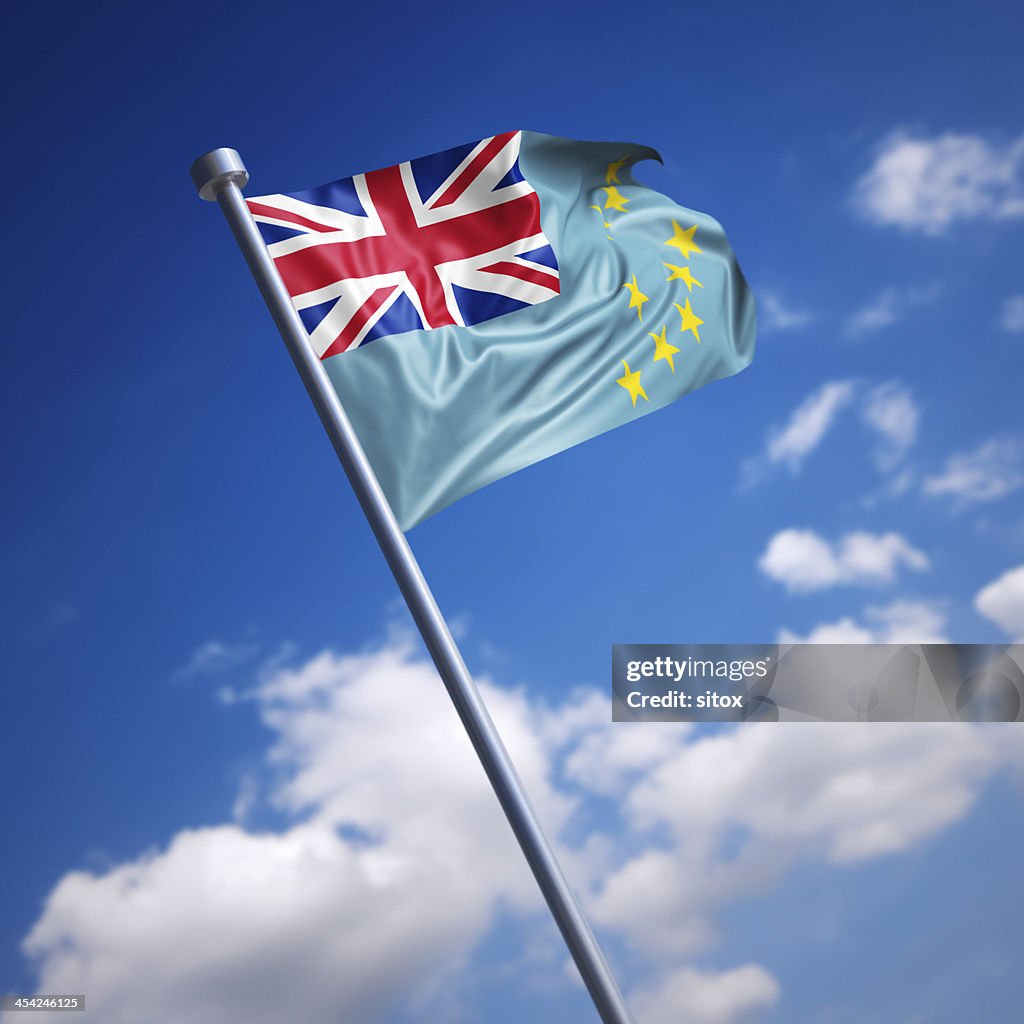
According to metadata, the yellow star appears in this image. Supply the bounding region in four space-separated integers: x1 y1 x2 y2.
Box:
606 157 629 184
603 186 630 212
622 275 648 320
663 263 704 292
590 204 612 229
616 360 648 407
648 325 681 373
674 298 704 342
665 220 702 259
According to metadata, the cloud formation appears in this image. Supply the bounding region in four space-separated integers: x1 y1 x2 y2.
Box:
631 965 780 1024
923 437 1024 506
740 380 856 487
778 599 949 644
19 638 1024 1023
758 529 930 593
975 564 1024 640
757 291 813 333
844 282 941 338
26 823 489 1024
586 719 1022 976
741 379 919 490
174 637 260 679
1001 295 1024 333
765 381 856 471
852 131 1024 234
860 381 920 471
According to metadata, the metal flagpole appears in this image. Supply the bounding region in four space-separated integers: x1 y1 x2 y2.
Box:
190 148 636 1024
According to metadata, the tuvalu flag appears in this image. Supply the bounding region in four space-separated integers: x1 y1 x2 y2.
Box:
248 130 756 529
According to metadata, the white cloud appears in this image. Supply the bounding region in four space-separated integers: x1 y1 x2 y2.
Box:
758 291 812 333
779 617 874 644
623 726 1006 867
923 437 1024 506
779 599 949 645
975 565 1024 640
19 637 1024 1023
174 638 260 679
740 380 856 487
742 378 922 491
845 288 900 335
590 723 1021 961
632 965 779 1024
25 823 491 1024
1001 295 1024 333
252 643 572 904
860 467 919 511
766 382 856 470
860 381 919 470
563 717 691 798
844 282 941 338
758 529 930 593
23 641 555 1024
852 131 1024 234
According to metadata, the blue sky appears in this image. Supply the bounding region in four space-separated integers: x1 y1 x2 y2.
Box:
2 2 1024 1022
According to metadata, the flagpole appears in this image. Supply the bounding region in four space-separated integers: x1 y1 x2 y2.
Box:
190 148 636 1024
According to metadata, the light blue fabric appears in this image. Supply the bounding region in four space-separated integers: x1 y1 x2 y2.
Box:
324 131 756 529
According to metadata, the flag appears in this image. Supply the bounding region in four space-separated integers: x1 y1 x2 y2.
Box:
248 130 756 529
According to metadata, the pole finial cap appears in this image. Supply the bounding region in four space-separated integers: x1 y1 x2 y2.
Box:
190 148 249 201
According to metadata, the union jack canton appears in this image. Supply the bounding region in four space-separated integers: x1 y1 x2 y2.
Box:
248 131 561 359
